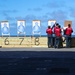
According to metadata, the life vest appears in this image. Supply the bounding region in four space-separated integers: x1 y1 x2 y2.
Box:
55 27 61 37
46 28 52 34
54 26 57 34
65 27 73 36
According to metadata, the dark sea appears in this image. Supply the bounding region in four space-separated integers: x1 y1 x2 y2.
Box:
0 51 75 75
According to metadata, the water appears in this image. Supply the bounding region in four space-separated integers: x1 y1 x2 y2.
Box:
0 51 75 75
1 35 75 37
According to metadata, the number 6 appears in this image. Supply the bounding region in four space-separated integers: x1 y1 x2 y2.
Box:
4 37 9 45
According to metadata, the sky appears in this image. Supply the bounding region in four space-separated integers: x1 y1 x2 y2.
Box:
0 0 75 36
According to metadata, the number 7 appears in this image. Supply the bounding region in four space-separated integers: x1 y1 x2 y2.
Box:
19 38 24 45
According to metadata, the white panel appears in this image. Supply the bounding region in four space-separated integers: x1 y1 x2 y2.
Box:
32 20 41 35
17 20 25 35
48 20 56 27
1 21 10 36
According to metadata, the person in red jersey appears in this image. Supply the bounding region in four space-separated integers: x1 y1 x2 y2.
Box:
46 26 53 48
65 24 73 48
58 25 63 48
54 23 59 34
52 23 59 47
54 24 61 48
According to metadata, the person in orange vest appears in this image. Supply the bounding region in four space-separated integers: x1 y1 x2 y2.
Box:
54 24 61 48
46 26 53 48
65 24 73 48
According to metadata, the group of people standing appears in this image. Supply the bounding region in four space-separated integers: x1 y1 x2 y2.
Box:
46 23 73 48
